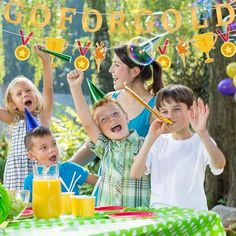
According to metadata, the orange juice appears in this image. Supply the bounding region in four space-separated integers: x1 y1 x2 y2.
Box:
61 192 75 214
33 178 61 219
71 196 95 217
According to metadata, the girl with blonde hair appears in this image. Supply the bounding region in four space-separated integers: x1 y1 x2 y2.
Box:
0 45 53 190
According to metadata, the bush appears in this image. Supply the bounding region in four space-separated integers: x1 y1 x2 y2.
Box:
0 135 8 183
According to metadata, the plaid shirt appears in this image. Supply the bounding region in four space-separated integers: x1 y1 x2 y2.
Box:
4 119 36 190
89 131 150 207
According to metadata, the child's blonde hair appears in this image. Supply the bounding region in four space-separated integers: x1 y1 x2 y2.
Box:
4 75 43 120
92 98 126 119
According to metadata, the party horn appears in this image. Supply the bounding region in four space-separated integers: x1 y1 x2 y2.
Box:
124 82 173 124
40 48 72 62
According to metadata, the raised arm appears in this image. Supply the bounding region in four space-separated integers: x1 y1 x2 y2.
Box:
131 119 166 179
0 107 13 124
67 69 100 144
188 98 226 169
34 45 53 127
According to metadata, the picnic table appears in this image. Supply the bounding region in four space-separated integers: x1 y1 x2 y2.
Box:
1 206 225 236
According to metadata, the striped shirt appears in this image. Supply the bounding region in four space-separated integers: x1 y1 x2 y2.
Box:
89 131 150 207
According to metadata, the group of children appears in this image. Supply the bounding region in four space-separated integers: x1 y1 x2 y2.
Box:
0 45 226 211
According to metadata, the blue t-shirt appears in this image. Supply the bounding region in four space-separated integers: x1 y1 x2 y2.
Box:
112 91 155 137
24 162 89 202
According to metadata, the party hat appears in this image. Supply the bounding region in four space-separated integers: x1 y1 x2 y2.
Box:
86 78 106 105
24 108 40 133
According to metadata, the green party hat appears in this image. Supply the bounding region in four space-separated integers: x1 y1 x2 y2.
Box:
40 48 72 62
86 78 106 105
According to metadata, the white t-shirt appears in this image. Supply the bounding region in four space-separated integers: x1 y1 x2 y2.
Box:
146 133 223 210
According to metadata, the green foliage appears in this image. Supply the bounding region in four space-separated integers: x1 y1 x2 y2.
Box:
51 102 87 162
0 5 6 84
0 135 8 184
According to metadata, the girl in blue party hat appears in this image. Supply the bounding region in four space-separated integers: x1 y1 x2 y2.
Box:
0 45 53 190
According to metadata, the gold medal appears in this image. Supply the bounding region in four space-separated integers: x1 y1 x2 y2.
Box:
74 55 90 71
221 42 236 57
15 45 30 61
156 55 171 70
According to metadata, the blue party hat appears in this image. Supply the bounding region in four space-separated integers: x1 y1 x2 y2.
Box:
24 108 40 133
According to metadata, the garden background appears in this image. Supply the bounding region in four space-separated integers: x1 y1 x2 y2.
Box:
0 0 235 212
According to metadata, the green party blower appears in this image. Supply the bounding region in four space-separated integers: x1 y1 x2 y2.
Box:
40 48 72 63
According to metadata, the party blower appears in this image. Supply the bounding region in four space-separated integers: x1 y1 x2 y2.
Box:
124 82 173 124
39 48 72 63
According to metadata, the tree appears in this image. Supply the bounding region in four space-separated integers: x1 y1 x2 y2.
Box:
85 0 113 93
206 8 236 208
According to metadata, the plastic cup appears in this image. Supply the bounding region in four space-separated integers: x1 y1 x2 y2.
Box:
71 195 95 217
61 192 75 214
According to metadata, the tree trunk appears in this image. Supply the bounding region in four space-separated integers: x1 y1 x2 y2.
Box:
207 10 236 207
86 0 113 93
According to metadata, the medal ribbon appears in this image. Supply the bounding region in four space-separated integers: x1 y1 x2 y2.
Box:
215 25 230 42
19 29 34 45
158 39 169 55
76 40 91 55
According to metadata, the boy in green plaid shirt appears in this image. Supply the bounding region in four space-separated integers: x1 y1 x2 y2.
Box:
67 69 150 207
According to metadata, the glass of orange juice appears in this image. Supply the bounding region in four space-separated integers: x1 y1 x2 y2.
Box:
71 195 95 217
32 164 61 219
61 192 75 214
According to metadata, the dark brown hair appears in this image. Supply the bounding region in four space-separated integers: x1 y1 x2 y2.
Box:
114 45 163 95
24 126 53 151
156 84 194 109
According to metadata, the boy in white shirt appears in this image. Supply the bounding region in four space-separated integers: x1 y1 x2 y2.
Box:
131 84 226 210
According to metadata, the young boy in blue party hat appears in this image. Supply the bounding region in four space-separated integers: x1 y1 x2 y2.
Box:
23 108 98 201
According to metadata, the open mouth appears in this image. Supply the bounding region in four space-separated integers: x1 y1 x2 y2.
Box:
111 124 122 133
49 155 57 162
24 100 32 107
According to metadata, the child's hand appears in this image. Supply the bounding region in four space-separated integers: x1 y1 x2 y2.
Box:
147 119 167 140
67 69 84 88
34 45 50 63
188 98 209 135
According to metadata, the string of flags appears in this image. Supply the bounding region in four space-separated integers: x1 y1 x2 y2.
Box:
13 27 236 72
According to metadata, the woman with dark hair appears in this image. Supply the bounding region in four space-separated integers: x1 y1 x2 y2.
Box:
107 44 163 137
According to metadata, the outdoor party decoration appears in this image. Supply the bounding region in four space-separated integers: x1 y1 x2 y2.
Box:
44 37 68 68
15 30 33 61
226 62 236 78
156 39 171 70
2 2 236 33
40 48 72 63
229 20 236 41
74 40 91 71
24 108 40 133
127 33 168 66
94 41 106 73
192 32 218 63
175 37 190 67
86 78 106 105
216 25 236 57
217 78 236 96
0 184 11 224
